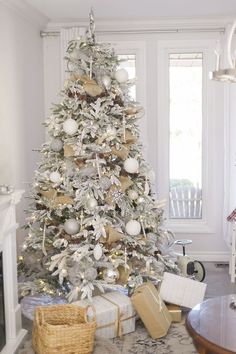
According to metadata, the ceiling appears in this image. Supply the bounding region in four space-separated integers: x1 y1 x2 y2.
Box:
24 0 236 21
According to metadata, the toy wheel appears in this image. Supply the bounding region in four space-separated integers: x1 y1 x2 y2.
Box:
193 260 205 282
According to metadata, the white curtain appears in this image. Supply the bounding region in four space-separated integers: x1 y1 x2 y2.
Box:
60 27 86 87
223 85 236 247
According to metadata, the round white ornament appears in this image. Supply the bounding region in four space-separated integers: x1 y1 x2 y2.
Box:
102 75 111 89
86 197 98 209
115 68 129 83
50 138 63 152
127 189 139 200
125 220 141 236
49 171 61 183
84 267 98 281
124 158 139 174
64 219 80 235
63 118 78 135
94 244 103 260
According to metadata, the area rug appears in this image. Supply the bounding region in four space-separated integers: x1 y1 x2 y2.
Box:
18 320 197 354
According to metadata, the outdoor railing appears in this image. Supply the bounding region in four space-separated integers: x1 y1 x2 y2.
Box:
169 185 202 219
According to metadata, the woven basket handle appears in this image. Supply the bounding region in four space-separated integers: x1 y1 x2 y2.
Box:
85 305 96 323
35 307 44 327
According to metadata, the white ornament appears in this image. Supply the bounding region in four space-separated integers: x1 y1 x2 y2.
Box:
49 171 61 183
102 75 111 89
64 219 80 235
50 138 63 152
115 68 129 83
127 189 139 200
125 220 141 236
124 158 139 174
86 197 98 209
94 244 103 260
63 118 78 135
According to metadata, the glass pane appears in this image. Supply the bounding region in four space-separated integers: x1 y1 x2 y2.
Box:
169 53 203 219
118 54 136 99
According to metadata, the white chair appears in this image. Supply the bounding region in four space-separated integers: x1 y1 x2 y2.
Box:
169 185 202 219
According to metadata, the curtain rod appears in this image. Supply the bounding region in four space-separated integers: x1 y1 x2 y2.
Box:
40 27 226 37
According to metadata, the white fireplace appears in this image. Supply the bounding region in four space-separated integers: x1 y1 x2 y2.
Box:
0 190 27 354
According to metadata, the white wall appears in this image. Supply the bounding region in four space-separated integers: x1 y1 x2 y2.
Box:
0 1 46 244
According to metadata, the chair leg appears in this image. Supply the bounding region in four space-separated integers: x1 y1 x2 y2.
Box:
231 227 236 283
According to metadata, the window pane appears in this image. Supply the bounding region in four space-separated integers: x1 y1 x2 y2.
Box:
169 53 203 219
118 54 136 100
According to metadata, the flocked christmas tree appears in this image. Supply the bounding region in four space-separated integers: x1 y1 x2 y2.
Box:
19 11 177 302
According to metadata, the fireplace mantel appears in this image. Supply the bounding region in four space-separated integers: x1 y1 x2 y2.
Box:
0 190 27 354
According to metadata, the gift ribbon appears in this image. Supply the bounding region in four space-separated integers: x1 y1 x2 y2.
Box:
97 294 135 337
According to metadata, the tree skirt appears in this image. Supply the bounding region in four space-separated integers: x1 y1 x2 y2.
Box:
18 320 197 354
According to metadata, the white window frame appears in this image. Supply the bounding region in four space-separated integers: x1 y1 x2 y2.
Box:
157 39 217 234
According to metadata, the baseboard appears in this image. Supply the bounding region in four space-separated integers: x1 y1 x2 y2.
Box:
1 329 27 354
188 251 230 262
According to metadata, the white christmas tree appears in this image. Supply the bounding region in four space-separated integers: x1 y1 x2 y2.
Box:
19 11 177 301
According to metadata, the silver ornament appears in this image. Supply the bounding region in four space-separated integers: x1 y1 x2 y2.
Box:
100 176 111 190
84 267 98 281
50 138 63 152
64 219 80 235
102 75 111 89
86 197 98 209
102 268 120 284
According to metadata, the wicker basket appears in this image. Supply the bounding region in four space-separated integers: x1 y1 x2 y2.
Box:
32 304 96 354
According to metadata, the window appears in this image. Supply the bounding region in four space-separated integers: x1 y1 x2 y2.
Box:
169 53 203 219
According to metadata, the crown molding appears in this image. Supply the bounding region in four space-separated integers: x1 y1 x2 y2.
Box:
0 0 49 28
45 15 235 33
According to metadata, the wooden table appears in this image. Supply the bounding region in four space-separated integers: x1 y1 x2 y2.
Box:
186 295 236 354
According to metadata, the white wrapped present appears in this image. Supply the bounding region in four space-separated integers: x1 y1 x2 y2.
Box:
73 291 136 339
160 272 207 308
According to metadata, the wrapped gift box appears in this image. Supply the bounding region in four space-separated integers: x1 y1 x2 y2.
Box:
73 291 135 339
160 272 207 309
131 282 172 339
166 304 182 322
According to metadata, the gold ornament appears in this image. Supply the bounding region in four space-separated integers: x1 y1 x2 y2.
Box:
100 225 123 244
64 144 75 157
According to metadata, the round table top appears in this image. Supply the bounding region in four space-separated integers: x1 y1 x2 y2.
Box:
186 295 236 354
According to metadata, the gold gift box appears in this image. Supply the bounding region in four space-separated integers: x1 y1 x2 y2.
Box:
166 304 182 322
131 282 172 339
